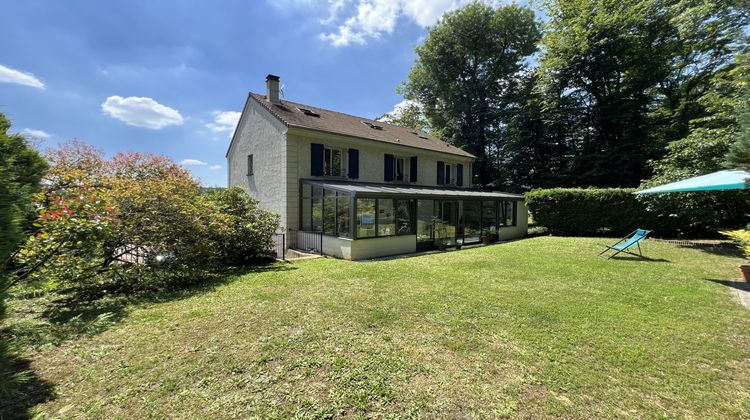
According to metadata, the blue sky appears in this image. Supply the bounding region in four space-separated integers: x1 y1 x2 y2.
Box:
1 0 500 186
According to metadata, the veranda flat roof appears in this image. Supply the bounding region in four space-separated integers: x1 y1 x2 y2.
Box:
302 179 524 200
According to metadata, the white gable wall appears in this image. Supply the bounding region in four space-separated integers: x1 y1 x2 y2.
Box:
227 99 288 227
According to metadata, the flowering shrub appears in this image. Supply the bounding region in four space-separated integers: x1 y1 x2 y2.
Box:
15 141 278 295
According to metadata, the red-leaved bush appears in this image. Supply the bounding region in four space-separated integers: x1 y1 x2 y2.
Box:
16 141 278 295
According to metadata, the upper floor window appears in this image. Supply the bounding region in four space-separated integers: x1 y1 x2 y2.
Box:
312 143 347 177
437 161 464 186
385 154 413 182
247 154 254 176
324 147 342 177
395 157 405 181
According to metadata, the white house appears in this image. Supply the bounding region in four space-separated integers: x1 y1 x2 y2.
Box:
227 74 527 260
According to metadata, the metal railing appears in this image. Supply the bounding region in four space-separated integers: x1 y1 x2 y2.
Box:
287 229 324 255
269 233 286 260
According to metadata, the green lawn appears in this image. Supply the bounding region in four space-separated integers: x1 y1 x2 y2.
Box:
4 237 750 418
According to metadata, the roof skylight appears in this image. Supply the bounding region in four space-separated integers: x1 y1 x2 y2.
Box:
298 107 320 117
362 121 383 130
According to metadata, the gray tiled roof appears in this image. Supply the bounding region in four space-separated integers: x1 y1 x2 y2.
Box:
303 179 524 199
249 93 475 158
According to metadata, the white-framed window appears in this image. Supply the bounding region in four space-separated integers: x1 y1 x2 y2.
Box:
445 164 452 185
324 147 343 177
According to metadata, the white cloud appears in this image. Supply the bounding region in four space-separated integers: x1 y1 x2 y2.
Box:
386 99 420 116
101 95 184 129
320 0 469 47
20 128 52 139
320 0 348 24
205 111 241 138
209 165 222 170
0 64 45 89
180 159 207 166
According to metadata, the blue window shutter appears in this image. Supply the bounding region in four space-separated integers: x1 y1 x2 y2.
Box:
384 154 394 181
437 161 445 185
410 156 418 183
348 149 359 179
311 143 324 176
457 164 464 186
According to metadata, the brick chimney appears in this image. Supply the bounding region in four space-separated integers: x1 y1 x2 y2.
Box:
266 74 280 104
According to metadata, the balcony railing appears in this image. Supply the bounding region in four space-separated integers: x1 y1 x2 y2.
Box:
287 230 324 255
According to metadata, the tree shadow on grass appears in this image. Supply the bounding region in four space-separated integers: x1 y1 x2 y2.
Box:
675 242 743 259
705 278 749 292
0 351 55 420
4 261 297 366
1 260 297 418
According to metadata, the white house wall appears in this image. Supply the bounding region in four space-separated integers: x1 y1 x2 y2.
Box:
287 129 474 231
497 200 529 241
351 235 417 260
227 99 288 227
289 128 474 186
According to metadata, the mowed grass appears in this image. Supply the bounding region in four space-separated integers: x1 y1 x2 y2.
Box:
5 237 750 418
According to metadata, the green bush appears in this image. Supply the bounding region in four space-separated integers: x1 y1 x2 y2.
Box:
525 188 652 236
526 187 749 237
15 142 279 296
203 186 280 266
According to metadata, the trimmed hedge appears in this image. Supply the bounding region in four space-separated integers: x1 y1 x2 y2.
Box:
526 187 750 237
526 188 652 236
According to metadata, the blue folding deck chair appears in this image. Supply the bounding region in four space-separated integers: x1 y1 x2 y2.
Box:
597 229 651 259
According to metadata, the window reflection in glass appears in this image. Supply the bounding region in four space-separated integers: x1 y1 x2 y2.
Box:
323 190 335 234
417 199 434 242
337 194 350 237
504 201 515 226
482 201 497 235
324 148 342 176
356 199 376 238
312 198 323 232
377 199 395 236
395 200 412 234
464 200 482 243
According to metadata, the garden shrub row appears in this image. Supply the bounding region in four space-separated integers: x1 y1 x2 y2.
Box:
526 187 750 237
525 188 650 236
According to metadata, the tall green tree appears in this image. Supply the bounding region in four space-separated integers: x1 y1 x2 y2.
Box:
727 113 750 171
726 84 750 171
0 114 46 312
651 0 749 146
539 0 676 187
402 2 540 186
0 113 47 396
639 52 750 235
494 71 571 191
539 0 748 187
